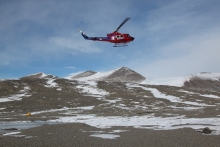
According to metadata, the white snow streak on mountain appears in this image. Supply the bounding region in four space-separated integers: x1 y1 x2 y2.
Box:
141 77 189 87
0 86 31 103
44 79 58 88
68 68 119 81
129 84 215 106
179 90 220 99
76 81 109 96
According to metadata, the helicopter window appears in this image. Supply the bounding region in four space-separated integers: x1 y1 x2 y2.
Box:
121 35 123 37
127 35 130 37
117 35 120 38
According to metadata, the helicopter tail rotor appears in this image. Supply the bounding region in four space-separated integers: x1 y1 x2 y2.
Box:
77 28 83 33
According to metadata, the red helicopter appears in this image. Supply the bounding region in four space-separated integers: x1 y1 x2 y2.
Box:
78 18 134 47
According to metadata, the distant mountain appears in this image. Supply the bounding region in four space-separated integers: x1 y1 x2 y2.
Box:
9 68 220 91
183 72 220 91
141 72 220 91
67 67 146 83
70 71 97 80
20 73 57 80
101 67 146 83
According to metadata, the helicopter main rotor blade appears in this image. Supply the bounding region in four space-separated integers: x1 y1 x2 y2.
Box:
114 17 130 33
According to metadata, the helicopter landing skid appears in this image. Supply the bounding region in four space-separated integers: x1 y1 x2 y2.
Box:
113 43 128 47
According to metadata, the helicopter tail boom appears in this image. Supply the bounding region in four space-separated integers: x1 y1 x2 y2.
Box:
77 29 89 40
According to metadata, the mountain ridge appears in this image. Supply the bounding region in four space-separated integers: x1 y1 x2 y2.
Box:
20 72 58 80
67 67 146 83
4 67 220 91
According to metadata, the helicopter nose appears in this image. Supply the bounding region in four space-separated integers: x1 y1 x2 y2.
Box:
131 37 135 41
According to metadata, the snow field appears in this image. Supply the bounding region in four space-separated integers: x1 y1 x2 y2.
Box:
50 114 220 135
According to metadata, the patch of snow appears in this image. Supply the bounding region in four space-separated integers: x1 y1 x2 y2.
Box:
141 72 220 87
50 114 220 134
129 85 214 106
65 71 83 80
76 85 109 96
74 68 119 81
110 130 127 133
168 106 202 110
84 81 97 86
0 93 31 103
44 79 58 88
0 86 31 103
141 77 190 87
40 73 48 78
19 86 31 93
3 132 21 136
200 94 220 99
25 72 48 78
179 90 220 99
31 106 94 115
196 72 220 80
76 106 94 110
76 81 109 96
90 133 120 139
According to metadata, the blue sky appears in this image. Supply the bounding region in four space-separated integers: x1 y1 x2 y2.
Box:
0 0 220 79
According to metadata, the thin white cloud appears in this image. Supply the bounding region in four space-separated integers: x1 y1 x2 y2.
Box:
117 54 126 59
49 36 102 53
65 66 75 69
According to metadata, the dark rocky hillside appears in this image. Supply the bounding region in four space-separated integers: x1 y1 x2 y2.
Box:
102 67 146 83
0 76 220 122
184 76 220 92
